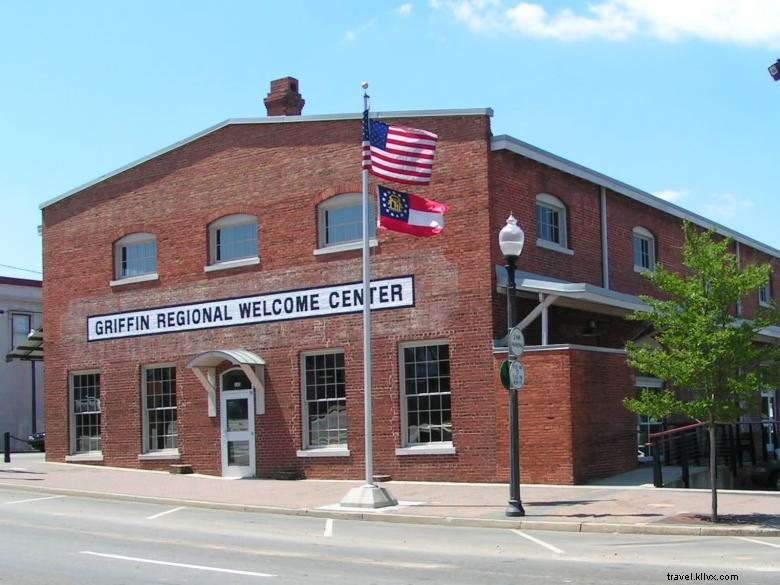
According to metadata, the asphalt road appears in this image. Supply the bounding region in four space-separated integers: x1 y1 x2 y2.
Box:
0 487 778 584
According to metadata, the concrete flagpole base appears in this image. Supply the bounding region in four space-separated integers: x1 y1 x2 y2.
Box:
340 484 398 508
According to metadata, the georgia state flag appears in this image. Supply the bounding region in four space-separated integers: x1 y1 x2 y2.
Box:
377 185 448 237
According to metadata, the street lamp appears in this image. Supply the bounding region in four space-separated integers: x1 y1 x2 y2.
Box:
499 213 525 517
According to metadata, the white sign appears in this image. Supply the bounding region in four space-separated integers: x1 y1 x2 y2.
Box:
508 326 525 359
88 276 415 341
509 361 525 390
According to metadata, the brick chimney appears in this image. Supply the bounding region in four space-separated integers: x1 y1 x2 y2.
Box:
263 77 305 116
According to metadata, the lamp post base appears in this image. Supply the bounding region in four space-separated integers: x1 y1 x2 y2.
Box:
340 484 398 509
506 501 526 517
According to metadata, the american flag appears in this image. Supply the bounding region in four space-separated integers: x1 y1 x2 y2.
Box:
362 110 438 185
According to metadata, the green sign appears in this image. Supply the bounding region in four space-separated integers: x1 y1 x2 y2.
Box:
499 360 510 390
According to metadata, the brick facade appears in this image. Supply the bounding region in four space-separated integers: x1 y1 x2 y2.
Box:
41 83 780 485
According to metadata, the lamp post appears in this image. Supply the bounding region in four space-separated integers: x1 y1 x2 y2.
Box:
499 214 525 517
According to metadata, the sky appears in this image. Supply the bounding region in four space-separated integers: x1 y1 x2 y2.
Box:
2 0 779 279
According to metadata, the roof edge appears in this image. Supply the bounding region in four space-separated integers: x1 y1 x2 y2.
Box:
40 108 493 211
491 135 780 260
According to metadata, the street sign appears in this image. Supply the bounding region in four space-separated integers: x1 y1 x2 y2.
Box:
509 361 525 390
499 360 510 390
507 326 525 359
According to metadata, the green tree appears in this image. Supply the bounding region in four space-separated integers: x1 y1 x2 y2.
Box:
624 222 780 522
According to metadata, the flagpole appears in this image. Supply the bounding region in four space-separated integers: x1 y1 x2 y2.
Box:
340 82 396 508
361 85 373 488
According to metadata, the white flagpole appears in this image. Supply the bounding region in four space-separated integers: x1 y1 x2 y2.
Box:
340 83 396 508
361 85 373 487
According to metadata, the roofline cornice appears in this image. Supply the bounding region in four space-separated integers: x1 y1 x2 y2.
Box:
40 108 493 211
491 135 780 260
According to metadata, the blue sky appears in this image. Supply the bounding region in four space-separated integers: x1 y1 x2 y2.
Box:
2 0 779 279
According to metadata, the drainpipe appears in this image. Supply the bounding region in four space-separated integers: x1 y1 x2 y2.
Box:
600 186 609 289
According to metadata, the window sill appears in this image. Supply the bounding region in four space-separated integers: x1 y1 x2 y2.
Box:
110 273 159 287
759 301 772 308
66 452 104 462
314 239 378 256
138 450 181 461
204 257 260 273
296 447 350 458
395 444 456 456
536 239 574 255
633 265 654 274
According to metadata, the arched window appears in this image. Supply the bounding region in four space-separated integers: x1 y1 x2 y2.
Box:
208 214 258 266
632 226 656 272
317 193 376 250
535 193 568 250
114 232 157 281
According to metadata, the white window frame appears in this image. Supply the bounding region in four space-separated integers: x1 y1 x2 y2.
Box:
635 377 664 462
112 232 158 286
759 280 772 307
535 193 572 254
632 226 656 273
10 313 32 351
297 349 349 457
315 193 377 255
140 364 179 459
205 214 259 272
396 340 455 455
67 370 102 461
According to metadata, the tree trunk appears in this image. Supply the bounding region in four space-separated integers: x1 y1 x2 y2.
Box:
709 424 718 523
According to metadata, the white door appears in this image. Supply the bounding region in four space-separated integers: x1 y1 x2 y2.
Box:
220 388 256 478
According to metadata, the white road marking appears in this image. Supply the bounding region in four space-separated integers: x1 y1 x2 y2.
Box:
5 495 66 505
511 529 565 554
80 551 276 577
735 537 780 549
146 506 186 520
323 518 333 537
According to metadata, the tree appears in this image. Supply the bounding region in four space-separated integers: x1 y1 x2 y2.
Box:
624 222 780 523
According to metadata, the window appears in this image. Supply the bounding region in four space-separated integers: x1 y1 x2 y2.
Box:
115 233 157 281
759 280 772 307
71 372 101 454
632 227 656 272
316 194 376 252
208 214 258 266
11 313 31 350
400 342 451 446
635 377 663 461
535 193 569 250
301 351 346 448
143 366 178 452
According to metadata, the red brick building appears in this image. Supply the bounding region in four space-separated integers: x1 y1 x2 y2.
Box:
40 77 780 484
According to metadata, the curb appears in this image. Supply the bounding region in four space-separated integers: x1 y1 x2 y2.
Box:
1 481 778 537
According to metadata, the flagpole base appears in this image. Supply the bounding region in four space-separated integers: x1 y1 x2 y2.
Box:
340 484 398 509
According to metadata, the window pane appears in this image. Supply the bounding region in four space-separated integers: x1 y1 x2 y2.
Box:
536 205 560 244
72 372 101 453
303 352 347 448
145 366 177 451
216 222 257 261
11 314 32 349
402 343 451 445
324 203 376 245
121 239 156 277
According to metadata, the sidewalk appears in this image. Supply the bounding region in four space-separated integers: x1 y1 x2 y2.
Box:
1 453 778 537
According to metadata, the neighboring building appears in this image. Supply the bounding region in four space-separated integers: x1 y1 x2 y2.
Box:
1 277 43 449
39 77 780 483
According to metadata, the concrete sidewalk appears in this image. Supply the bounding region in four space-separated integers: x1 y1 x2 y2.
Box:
1 454 778 537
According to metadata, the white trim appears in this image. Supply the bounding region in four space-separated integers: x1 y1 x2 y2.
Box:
536 239 574 255
141 364 178 455
395 444 456 456
632 226 656 272
314 239 378 256
69 370 101 456
492 135 780 260
138 450 180 461
203 256 260 273
296 447 350 458
635 376 663 388
208 214 258 266
40 108 492 211
65 452 103 462
110 272 159 287
535 193 568 249
114 233 157 281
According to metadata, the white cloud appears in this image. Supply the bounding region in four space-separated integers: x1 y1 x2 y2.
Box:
343 20 374 44
703 192 754 220
432 0 780 46
653 188 689 203
398 3 413 17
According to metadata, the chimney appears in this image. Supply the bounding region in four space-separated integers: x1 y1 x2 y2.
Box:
263 76 305 116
